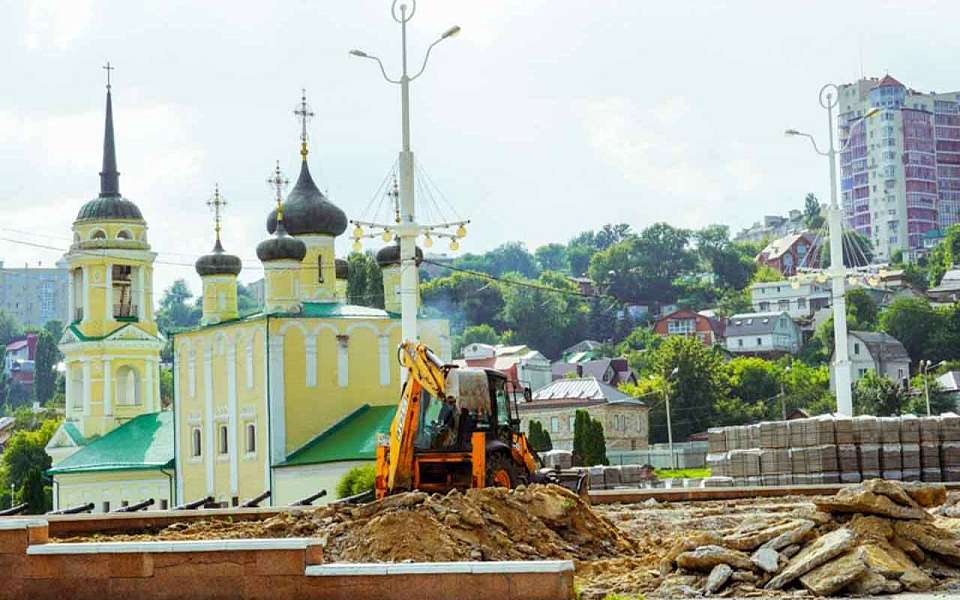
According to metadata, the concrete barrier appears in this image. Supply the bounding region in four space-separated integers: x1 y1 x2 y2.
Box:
0 518 574 600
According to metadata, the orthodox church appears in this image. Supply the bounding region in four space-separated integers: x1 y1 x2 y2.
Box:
44 80 450 511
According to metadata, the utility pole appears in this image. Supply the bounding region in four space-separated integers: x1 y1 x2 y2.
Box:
785 86 879 416
348 1 468 345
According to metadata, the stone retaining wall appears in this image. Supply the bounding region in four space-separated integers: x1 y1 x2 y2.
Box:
0 518 574 600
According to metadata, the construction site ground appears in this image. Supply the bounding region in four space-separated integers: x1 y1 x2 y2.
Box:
46 482 960 599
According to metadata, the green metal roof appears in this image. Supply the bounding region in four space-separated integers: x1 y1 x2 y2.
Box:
48 412 174 475
277 404 395 467
62 422 88 446
298 303 393 319
65 322 128 342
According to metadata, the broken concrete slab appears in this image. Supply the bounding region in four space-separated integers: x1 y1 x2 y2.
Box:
846 569 902 595
894 520 960 561
798 552 866 596
902 481 947 507
758 519 815 551
722 519 803 551
766 528 857 590
659 532 723 576
675 545 754 572
750 547 780 574
815 489 931 520
704 563 732 594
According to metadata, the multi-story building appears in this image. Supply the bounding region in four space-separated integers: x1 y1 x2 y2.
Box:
652 309 724 347
755 232 819 276
838 75 960 260
734 210 806 243
750 280 831 320
0 261 68 328
724 312 802 357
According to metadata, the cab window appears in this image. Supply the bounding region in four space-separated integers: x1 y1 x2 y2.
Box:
494 381 510 426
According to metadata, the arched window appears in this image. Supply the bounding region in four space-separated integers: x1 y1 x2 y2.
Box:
116 365 141 406
90 229 106 240
191 428 202 457
245 423 256 454
116 230 132 240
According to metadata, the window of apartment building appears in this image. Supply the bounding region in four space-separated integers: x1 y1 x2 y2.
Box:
218 425 229 455
550 416 559 433
797 298 807 309
898 368 905 380
758 301 770 311
667 319 696 335
853 342 860 355
245 423 256 454
778 299 789 310
738 339 743 348
191 427 202 458
756 338 762 346
858 368 869 377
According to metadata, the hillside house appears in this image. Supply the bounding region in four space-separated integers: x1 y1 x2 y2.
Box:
652 309 723 347
724 312 801 357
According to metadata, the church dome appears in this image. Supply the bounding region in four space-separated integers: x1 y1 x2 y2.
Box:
376 243 424 268
196 240 242 276
257 223 307 262
335 258 349 280
266 161 347 237
76 196 143 222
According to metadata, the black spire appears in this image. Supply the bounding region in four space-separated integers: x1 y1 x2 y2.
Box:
99 62 120 198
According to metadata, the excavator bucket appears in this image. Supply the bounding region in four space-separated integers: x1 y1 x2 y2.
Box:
534 467 590 501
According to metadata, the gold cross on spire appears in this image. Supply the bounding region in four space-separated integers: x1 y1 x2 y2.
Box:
103 61 114 89
266 161 289 222
294 88 315 160
206 183 227 243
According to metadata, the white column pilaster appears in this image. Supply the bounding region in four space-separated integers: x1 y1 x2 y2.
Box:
268 334 286 465
144 358 155 413
81 267 89 322
82 359 92 416
378 335 390 386
102 358 112 416
64 359 74 416
104 263 112 322
305 334 317 388
203 347 215 496
173 348 184 506
227 345 239 496
137 267 146 320
67 272 75 324
337 336 348 388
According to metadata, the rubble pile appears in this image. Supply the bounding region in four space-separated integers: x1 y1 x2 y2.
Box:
58 484 637 563
705 413 960 487
650 479 959 597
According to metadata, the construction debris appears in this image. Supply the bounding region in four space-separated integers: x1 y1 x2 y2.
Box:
642 478 959 597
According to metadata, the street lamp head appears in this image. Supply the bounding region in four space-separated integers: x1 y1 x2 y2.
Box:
864 107 881 119
441 25 461 39
349 49 369 58
784 129 802 137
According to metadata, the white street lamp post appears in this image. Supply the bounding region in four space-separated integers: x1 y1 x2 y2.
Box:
921 360 932 416
786 85 879 416
349 1 464 344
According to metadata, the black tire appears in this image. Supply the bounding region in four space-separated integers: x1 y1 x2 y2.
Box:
485 452 518 488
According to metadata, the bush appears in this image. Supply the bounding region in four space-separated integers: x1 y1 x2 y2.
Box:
335 464 376 499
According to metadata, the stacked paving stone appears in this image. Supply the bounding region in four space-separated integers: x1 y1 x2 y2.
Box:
703 413 960 488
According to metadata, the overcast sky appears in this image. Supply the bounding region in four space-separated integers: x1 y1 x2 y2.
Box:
2 0 959 298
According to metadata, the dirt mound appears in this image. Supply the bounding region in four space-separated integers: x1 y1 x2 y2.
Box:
61 484 636 563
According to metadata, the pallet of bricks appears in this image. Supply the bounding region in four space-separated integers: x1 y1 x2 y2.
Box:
703 412 960 487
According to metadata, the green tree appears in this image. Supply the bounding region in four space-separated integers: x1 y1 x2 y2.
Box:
694 224 756 291
32 330 59 405
460 324 500 347
454 242 540 278
845 288 878 330
499 272 588 358
588 418 608 466
527 420 553 452
335 464 376 498
534 243 568 273
572 410 606 466
43 320 64 343
159 366 174 408
880 297 943 367
2 418 59 513
853 371 905 416
819 230 875 267
803 193 825 230
750 264 783 284
0 311 22 346
421 272 504 332
904 374 954 416
648 336 728 442
156 279 200 333
236 283 260 313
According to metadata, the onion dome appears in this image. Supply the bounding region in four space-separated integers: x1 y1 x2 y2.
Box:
266 160 347 237
257 221 307 262
376 243 424 268
76 84 144 222
335 258 349 280
195 239 242 276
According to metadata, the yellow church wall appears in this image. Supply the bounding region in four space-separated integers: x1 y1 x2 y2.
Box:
54 469 172 514
200 275 239 325
174 319 270 506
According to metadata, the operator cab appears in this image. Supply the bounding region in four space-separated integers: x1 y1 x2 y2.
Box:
413 367 521 452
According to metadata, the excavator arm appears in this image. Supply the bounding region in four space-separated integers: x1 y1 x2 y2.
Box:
376 342 450 498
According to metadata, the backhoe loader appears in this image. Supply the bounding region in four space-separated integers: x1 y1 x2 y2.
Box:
374 341 587 499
